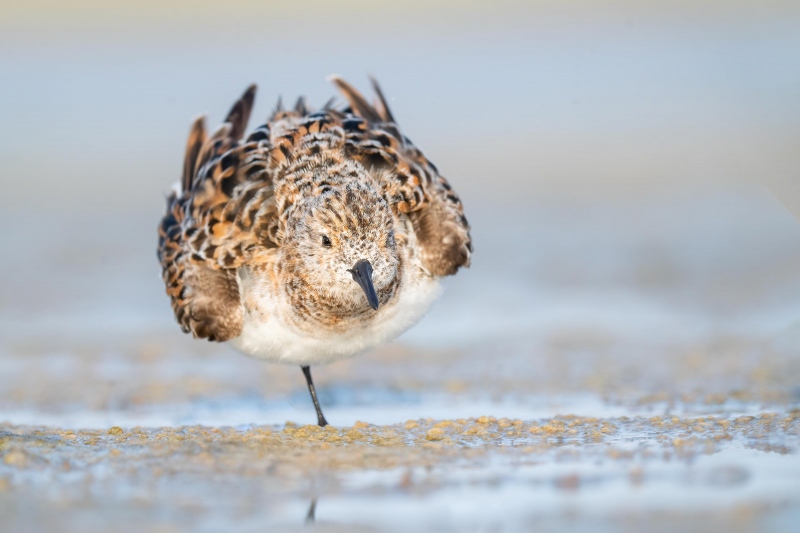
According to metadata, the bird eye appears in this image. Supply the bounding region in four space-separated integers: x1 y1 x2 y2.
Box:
321 235 332 247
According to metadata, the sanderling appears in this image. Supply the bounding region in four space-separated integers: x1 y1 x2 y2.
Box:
158 77 472 426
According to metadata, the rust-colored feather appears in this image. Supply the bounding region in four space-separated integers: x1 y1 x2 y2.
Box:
328 75 383 123
225 84 256 141
182 116 206 192
369 76 396 124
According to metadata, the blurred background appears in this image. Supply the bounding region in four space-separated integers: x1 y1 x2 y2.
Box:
1 1 800 531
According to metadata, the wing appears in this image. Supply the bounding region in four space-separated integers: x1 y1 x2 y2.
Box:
158 85 277 341
330 77 472 276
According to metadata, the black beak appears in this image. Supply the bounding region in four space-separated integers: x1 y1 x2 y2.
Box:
347 259 380 310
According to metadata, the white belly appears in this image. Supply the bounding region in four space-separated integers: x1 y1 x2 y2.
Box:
229 275 442 365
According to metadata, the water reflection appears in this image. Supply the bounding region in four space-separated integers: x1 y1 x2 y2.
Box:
305 497 317 525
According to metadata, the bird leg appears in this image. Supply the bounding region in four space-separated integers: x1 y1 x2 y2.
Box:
301 366 328 427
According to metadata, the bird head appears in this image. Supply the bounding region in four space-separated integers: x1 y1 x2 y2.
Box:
283 181 400 311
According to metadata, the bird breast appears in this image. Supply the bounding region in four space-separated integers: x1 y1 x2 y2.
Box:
228 262 442 366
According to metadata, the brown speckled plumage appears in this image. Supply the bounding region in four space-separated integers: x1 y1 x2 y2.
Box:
159 77 471 343
157 77 471 424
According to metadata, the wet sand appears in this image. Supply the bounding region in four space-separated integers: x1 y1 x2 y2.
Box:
2 409 799 532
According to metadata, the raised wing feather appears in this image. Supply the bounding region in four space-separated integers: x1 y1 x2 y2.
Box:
158 86 275 341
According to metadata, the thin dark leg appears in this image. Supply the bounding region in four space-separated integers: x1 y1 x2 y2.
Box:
305 497 317 524
301 366 328 427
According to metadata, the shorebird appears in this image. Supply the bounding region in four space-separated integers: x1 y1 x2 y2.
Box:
157 77 472 426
